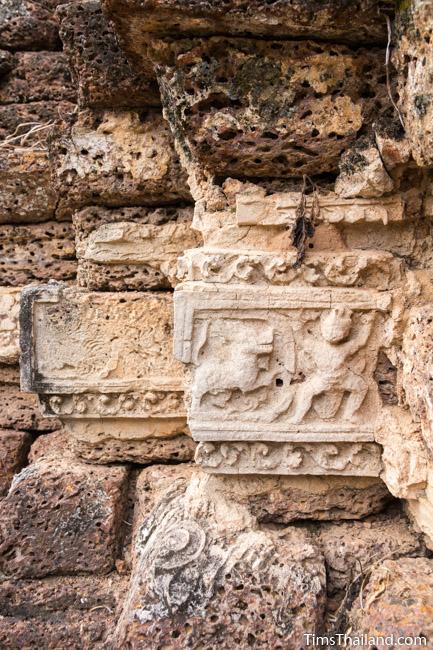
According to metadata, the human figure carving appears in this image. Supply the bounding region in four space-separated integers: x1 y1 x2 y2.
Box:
292 307 375 423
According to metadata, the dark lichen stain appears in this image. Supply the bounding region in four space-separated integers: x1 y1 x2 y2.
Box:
414 94 431 117
339 150 368 175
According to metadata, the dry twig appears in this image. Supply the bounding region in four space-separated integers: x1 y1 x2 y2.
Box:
385 14 405 129
0 121 53 151
291 175 319 268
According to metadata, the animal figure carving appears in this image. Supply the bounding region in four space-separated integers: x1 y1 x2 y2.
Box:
192 319 277 411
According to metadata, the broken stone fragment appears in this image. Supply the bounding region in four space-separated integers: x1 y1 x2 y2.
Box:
58 0 160 108
114 465 326 648
0 457 129 578
0 575 128 648
0 428 31 496
0 150 59 224
0 0 65 51
199 474 393 524
315 507 426 614
0 52 75 104
335 142 394 198
0 222 76 285
0 287 20 364
104 0 394 48
27 428 70 463
50 110 190 217
406 496 433 551
402 305 433 451
149 37 391 178
73 204 198 290
340 216 433 267
375 129 412 170
347 557 433 645
376 407 429 500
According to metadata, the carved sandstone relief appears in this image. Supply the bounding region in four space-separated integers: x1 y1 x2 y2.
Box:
174 284 391 475
178 249 403 289
235 191 406 228
73 205 199 290
180 189 408 289
114 467 326 647
20 285 193 463
0 288 21 365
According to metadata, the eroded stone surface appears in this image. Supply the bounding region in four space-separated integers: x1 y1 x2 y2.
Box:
28 428 70 463
402 305 433 451
0 457 128 578
0 575 127 649
335 142 395 198
0 428 31 495
0 52 75 104
150 38 391 178
104 0 394 46
187 473 392 524
0 380 60 432
50 110 190 217
347 558 433 647
376 407 429 500
58 0 160 108
72 432 196 464
395 0 433 166
21 286 184 393
0 100 75 141
0 287 20 364
0 222 76 285
315 508 426 614
406 497 433 551
0 150 58 224
73 204 198 290
0 0 65 50
115 465 326 648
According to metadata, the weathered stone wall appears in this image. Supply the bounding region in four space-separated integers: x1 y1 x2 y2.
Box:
0 0 432 647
